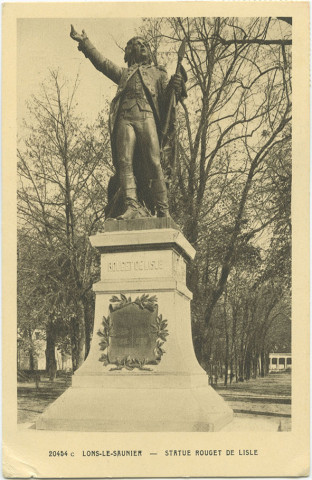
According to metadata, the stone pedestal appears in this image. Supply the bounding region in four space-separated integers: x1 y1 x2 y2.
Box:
36 219 233 431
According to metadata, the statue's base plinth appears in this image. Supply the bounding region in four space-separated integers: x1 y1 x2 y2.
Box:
36 379 232 432
36 222 233 431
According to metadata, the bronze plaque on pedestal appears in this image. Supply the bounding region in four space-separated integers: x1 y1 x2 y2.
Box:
108 303 158 363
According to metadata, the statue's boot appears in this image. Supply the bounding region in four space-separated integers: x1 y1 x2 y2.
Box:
151 178 171 218
117 174 146 220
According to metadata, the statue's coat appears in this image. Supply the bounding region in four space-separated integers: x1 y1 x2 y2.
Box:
79 38 172 215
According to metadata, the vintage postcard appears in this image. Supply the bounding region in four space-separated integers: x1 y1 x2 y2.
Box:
2 1 309 478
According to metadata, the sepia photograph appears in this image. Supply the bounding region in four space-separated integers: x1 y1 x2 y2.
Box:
2 2 309 478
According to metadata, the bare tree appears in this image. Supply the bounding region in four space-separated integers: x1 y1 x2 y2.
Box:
17 70 111 374
140 17 291 366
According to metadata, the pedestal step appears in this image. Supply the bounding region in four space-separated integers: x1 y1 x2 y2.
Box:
36 382 233 432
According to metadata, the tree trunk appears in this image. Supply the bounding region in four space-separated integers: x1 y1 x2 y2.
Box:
224 359 228 386
200 325 212 370
27 328 35 371
71 300 86 371
252 355 258 378
83 297 94 359
238 357 244 382
77 300 86 367
263 351 269 376
224 331 229 386
29 349 35 371
223 294 229 387
245 350 251 381
45 322 57 381
260 349 265 377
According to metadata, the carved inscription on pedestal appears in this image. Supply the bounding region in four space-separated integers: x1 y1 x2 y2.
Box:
108 304 158 363
101 251 171 280
108 259 163 273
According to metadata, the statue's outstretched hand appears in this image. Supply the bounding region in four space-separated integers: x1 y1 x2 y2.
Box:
70 24 87 43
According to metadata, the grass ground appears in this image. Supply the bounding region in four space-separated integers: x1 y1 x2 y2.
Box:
213 372 291 431
213 371 291 396
17 372 291 430
17 374 71 424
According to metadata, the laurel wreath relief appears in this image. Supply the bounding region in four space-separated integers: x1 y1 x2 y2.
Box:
97 294 169 371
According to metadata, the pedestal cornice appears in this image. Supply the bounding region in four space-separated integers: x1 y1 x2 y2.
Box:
90 227 196 261
93 278 193 299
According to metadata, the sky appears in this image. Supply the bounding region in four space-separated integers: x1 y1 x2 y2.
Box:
17 18 144 128
17 17 291 131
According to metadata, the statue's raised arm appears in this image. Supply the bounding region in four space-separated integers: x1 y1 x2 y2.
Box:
70 25 123 85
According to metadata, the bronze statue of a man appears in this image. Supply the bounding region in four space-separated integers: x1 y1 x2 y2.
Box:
70 26 185 220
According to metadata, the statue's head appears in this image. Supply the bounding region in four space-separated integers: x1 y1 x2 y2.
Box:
124 37 152 66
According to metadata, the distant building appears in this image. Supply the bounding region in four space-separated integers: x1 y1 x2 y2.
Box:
17 329 72 372
269 352 291 371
